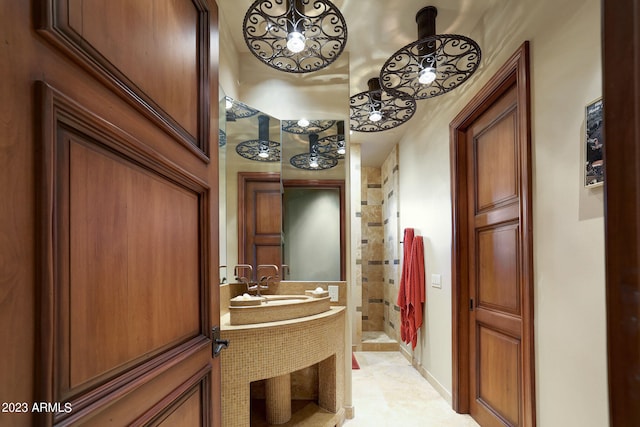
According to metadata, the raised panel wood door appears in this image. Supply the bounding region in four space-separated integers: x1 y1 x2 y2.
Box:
466 86 526 427
451 43 533 427
0 1 220 426
238 173 282 271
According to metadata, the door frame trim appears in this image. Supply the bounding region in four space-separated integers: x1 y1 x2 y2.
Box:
602 0 640 422
450 42 535 425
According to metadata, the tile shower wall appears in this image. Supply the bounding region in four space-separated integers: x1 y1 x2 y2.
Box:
382 146 401 341
361 167 384 331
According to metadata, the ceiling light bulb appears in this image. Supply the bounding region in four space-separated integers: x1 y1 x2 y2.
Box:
337 146 346 155
258 141 270 158
286 31 306 53
418 66 437 85
337 140 346 155
297 118 310 127
309 155 319 168
225 98 233 109
369 110 383 122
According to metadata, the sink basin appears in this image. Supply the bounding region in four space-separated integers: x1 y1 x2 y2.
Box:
229 294 331 325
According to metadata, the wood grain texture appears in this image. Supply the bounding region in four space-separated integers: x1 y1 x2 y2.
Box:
1 1 220 424
237 172 281 271
450 42 534 427
602 0 640 425
37 0 211 159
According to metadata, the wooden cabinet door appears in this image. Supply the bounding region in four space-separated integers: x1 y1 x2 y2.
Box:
0 1 220 426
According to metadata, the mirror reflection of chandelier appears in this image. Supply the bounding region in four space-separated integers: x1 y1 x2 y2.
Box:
318 121 346 159
236 115 281 162
225 96 259 122
282 119 336 134
243 0 348 73
290 133 338 170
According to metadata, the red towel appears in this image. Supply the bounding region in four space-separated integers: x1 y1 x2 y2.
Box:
397 229 425 349
397 228 414 343
407 236 425 349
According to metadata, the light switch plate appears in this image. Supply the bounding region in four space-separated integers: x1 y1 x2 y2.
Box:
431 274 442 289
328 285 339 302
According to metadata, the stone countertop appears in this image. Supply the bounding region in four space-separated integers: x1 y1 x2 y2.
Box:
220 306 345 331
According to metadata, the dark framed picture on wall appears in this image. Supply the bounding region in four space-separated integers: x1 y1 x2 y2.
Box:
585 97 604 187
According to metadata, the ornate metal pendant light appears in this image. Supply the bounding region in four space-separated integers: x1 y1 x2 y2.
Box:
225 96 259 122
290 133 338 170
219 129 227 147
236 115 281 162
379 6 481 100
317 121 346 159
350 78 417 132
282 118 336 134
243 0 348 73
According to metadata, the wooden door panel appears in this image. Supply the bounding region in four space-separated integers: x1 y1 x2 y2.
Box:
38 0 211 157
468 95 523 425
253 189 282 235
477 224 521 314
68 139 201 390
130 365 211 427
255 246 282 270
2 0 219 424
474 99 518 212
478 326 521 426
39 84 212 425
238 173 282 270
452 44 533 427
67 0 200 137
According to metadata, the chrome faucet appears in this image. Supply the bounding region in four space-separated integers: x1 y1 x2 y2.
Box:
256 264 280 296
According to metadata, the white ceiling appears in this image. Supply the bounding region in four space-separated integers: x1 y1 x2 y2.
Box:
217 0 498 166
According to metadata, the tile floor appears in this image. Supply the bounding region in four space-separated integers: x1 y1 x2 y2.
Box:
344 352 480 427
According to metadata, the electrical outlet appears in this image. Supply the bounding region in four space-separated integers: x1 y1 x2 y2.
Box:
328 285 339 302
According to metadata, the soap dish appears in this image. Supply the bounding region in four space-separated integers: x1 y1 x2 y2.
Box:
230 295 265 306
305 289 329 298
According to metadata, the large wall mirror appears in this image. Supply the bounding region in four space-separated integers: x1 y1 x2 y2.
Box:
219 88 346 283
281 120 346 281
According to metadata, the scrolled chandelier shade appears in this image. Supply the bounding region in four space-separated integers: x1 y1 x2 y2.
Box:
350 78 417 132
290 133 338 170
236 115 281 162
317 121 346 159
379 6 481 100
219 129 227 147
225 96 259 121
243 0 348 73
282 119 336 134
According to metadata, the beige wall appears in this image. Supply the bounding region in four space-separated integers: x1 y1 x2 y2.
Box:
398 0 608 425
